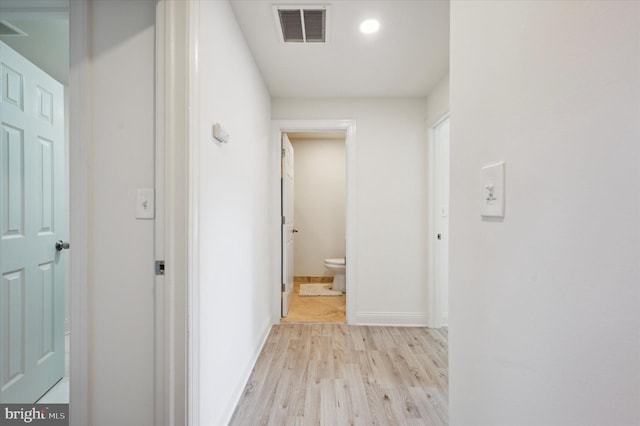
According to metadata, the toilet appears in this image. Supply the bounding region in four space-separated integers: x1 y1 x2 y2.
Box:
323 258 346 292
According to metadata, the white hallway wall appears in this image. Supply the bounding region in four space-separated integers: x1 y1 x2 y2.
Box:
88 1 273 425
290 137 346 276
273 99 429 324
89 1 155 425
195 1 272 425
450 1 640 425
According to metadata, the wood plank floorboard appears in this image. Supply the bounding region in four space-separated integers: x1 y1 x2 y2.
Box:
229 324 448 425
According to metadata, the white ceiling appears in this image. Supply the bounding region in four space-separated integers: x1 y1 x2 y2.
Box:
0 18 69 85
229 0 450 99
0 0 69 85
0 1 449 96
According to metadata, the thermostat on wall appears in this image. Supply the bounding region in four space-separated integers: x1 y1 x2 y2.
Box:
212 123 229 143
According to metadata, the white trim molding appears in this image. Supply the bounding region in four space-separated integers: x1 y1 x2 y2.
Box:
187 1 201 425
270 120 357 324
155 1 190 425
225 321 273 423
68 1 89 424
354 312 429 327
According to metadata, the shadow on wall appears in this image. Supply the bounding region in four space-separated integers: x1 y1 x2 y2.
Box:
90 0 155 65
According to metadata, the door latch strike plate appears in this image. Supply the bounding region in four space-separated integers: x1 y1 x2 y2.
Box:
155 260 165 276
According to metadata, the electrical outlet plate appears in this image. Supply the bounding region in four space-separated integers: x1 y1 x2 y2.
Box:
481 162 505 218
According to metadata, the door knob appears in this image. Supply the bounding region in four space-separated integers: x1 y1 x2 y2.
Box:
55 240 70 251
437 234 442 240
292 229 299 233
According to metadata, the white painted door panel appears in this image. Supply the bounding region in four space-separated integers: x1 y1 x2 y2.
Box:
0 41 65 403
281 134 294 317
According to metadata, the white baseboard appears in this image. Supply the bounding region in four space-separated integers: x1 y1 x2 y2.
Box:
354 312 428 326
221 318 273 425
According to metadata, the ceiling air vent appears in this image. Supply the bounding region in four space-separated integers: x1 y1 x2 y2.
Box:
273 5 328 43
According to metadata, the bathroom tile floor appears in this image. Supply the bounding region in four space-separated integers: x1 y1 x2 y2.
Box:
281 282 346 323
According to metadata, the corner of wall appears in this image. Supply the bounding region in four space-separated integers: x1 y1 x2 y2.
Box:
425 72 450 127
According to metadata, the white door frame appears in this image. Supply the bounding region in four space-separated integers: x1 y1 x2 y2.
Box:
426 113 450 328
270 120 357 324
156 1 203 424
155 1 190 426
68 0 89 424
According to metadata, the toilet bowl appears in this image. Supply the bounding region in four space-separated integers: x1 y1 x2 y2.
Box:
323 258 346 292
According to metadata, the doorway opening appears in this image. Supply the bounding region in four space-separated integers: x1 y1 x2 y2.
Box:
270 120 356 325
0 8 70 404
280 130 347 323
428 114 450 328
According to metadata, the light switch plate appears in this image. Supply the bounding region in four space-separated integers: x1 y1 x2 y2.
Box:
136 188 155 219
481 162 505 218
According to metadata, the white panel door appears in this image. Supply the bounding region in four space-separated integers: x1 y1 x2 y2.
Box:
0 41 66 403
281 134 294 317
433 117 450 325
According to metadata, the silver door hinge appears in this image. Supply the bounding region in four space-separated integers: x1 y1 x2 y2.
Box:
155 260 165 276
281 283 285 291
281 148 285 157
282 215 286 225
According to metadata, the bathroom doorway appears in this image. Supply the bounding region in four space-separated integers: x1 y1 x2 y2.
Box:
428 114 450 327
270 120 357 324
281 130 347 323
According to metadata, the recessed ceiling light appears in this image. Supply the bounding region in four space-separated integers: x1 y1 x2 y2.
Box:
359 19 380 34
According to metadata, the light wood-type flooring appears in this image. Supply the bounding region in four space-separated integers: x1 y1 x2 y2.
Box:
281 282 346 323
230 323 448 425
